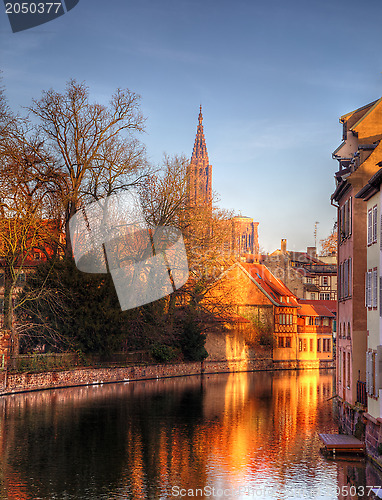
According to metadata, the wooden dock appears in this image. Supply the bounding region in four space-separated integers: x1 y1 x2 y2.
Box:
319 433 365 456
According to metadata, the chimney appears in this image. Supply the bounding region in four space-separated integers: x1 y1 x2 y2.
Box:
307 246 316 259
281 239 287 254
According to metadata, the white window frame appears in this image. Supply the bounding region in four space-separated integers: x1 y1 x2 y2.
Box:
368 208 373 245
374 268 378 308
366 271 372 308
373 205 378 243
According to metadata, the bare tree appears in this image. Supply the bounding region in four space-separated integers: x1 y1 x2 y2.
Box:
320 223 337 257
29 79 148 256
140 154 236 326
0 114 64 358
140 154 189 229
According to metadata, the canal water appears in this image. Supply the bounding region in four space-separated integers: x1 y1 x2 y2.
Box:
0 370 382 499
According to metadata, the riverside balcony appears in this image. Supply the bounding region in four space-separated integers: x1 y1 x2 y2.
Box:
297 325 333 334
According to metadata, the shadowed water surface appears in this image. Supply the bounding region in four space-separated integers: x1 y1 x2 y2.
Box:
0 370 381 499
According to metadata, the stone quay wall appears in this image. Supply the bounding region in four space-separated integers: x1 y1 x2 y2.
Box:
337 398 382 469
0 357 334 397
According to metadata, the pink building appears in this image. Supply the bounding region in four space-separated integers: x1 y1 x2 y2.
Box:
331 98 382 431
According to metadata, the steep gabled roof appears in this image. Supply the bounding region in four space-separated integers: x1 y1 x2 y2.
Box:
239 262 299 307
349 97 382 132
340 99 379 123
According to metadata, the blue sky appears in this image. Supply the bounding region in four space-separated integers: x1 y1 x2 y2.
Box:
1 0 382 252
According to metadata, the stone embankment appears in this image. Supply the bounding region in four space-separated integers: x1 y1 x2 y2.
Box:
0 358 334 396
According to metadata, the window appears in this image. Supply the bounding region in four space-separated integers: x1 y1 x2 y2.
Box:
340 198 352 242
285 337 291 348
339 262 342 300
368 208 373 245
366 271 372 308
303 339 307 352
366 350 379 398
317 339 321 352
374 268 378 308
347 352 351 388
367 206 378 245
310 339 313 351
34 252 41 260
339 260 351 300
306 278 312 284
278 337 285 348
322 276 328 286
310 293 316 300
373 206 378 243
338 350 342 382
322 339 331 352
315 317 320 326
322 317 329 326
319 293 330 300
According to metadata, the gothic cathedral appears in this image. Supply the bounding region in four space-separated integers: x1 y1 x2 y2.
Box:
188 107 259 261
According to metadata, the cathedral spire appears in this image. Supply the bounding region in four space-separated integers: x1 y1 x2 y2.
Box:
188 106 212 207
191 105 209 165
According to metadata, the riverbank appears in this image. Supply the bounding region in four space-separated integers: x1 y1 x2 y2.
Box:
0 357 335 396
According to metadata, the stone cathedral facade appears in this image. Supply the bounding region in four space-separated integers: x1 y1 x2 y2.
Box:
188 107 259 261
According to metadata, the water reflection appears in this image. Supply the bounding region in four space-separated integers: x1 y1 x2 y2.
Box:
0 370 380 499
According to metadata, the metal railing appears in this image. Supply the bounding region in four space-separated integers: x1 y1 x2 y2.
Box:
356 380 367 407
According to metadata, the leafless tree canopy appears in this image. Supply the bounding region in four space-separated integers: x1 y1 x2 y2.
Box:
29 79 149 255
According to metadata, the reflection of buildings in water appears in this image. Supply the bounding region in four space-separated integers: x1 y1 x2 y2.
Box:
0 371 368 499
336 460 382 500
225 334 248 372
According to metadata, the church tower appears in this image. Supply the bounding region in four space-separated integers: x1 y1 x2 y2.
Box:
188 106 212 207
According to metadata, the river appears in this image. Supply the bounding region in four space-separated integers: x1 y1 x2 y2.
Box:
0 369 381 499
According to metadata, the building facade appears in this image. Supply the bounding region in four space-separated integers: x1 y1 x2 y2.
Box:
261 239 337 300
355 168 382 427
331 97 382 416
214 262 333 365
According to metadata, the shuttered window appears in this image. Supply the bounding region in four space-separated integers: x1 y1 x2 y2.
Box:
366 271 372 308
374 268 378 308
373 206 378 243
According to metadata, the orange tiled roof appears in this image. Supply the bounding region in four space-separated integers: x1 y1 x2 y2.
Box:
299 299 336 316
298 301 335 318
240 262 299 307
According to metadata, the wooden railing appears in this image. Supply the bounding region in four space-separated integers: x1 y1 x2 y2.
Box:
297 326 332 334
